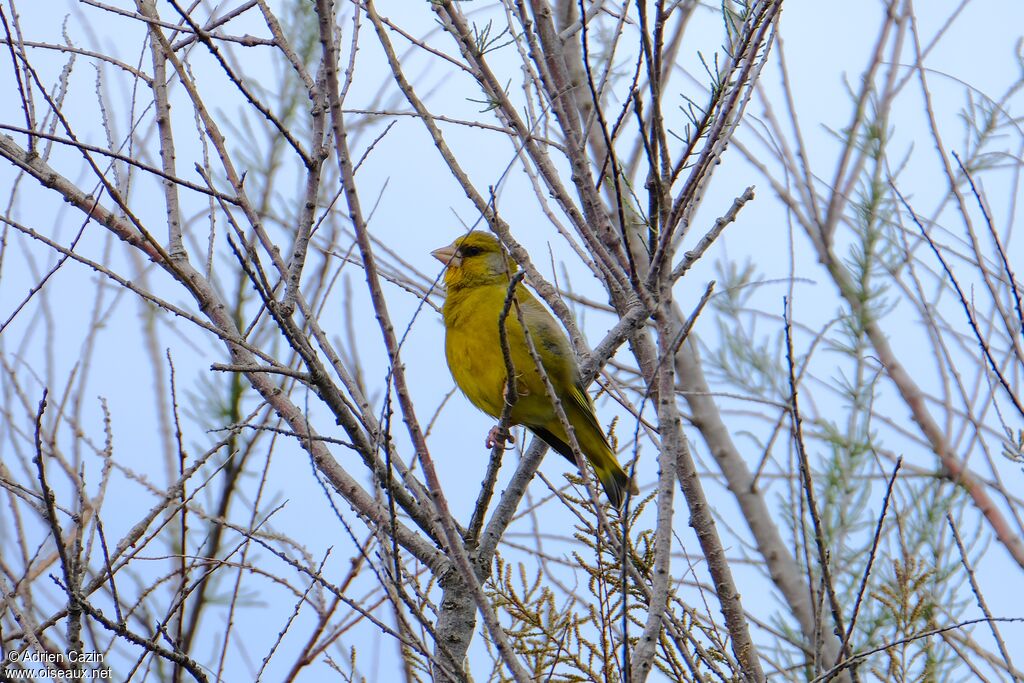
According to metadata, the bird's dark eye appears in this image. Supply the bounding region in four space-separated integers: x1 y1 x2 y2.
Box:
459 245 483 257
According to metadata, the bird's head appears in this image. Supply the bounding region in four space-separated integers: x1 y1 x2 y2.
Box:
431 231 517 290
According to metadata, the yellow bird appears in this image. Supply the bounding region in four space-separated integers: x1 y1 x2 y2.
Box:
431 231 634 507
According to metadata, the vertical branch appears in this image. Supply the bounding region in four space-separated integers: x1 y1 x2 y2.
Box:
627 313 678 683
0 2 37 147
284 76 329 315
32 390 84 659
629 293 766 682
136 0 185 259
167 351 188 683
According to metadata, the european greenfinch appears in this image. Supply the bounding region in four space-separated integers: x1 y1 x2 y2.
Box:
432 231 634 507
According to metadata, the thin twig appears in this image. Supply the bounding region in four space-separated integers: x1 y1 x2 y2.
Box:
835 457 903 679
785 298 855 676
946 513 1018 677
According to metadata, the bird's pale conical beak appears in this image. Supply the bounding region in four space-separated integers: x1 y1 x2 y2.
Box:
431 244 460 267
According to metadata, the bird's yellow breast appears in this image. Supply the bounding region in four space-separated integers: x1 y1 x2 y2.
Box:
443 284 510 418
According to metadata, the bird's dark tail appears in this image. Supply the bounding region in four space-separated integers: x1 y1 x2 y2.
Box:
531 427 635 508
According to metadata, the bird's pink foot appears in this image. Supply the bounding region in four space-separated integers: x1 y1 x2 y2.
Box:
485 425 515 450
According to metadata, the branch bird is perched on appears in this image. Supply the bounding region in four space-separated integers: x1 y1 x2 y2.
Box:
432 231 635 508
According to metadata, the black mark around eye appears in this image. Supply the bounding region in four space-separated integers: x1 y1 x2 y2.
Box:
460 246 483 257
